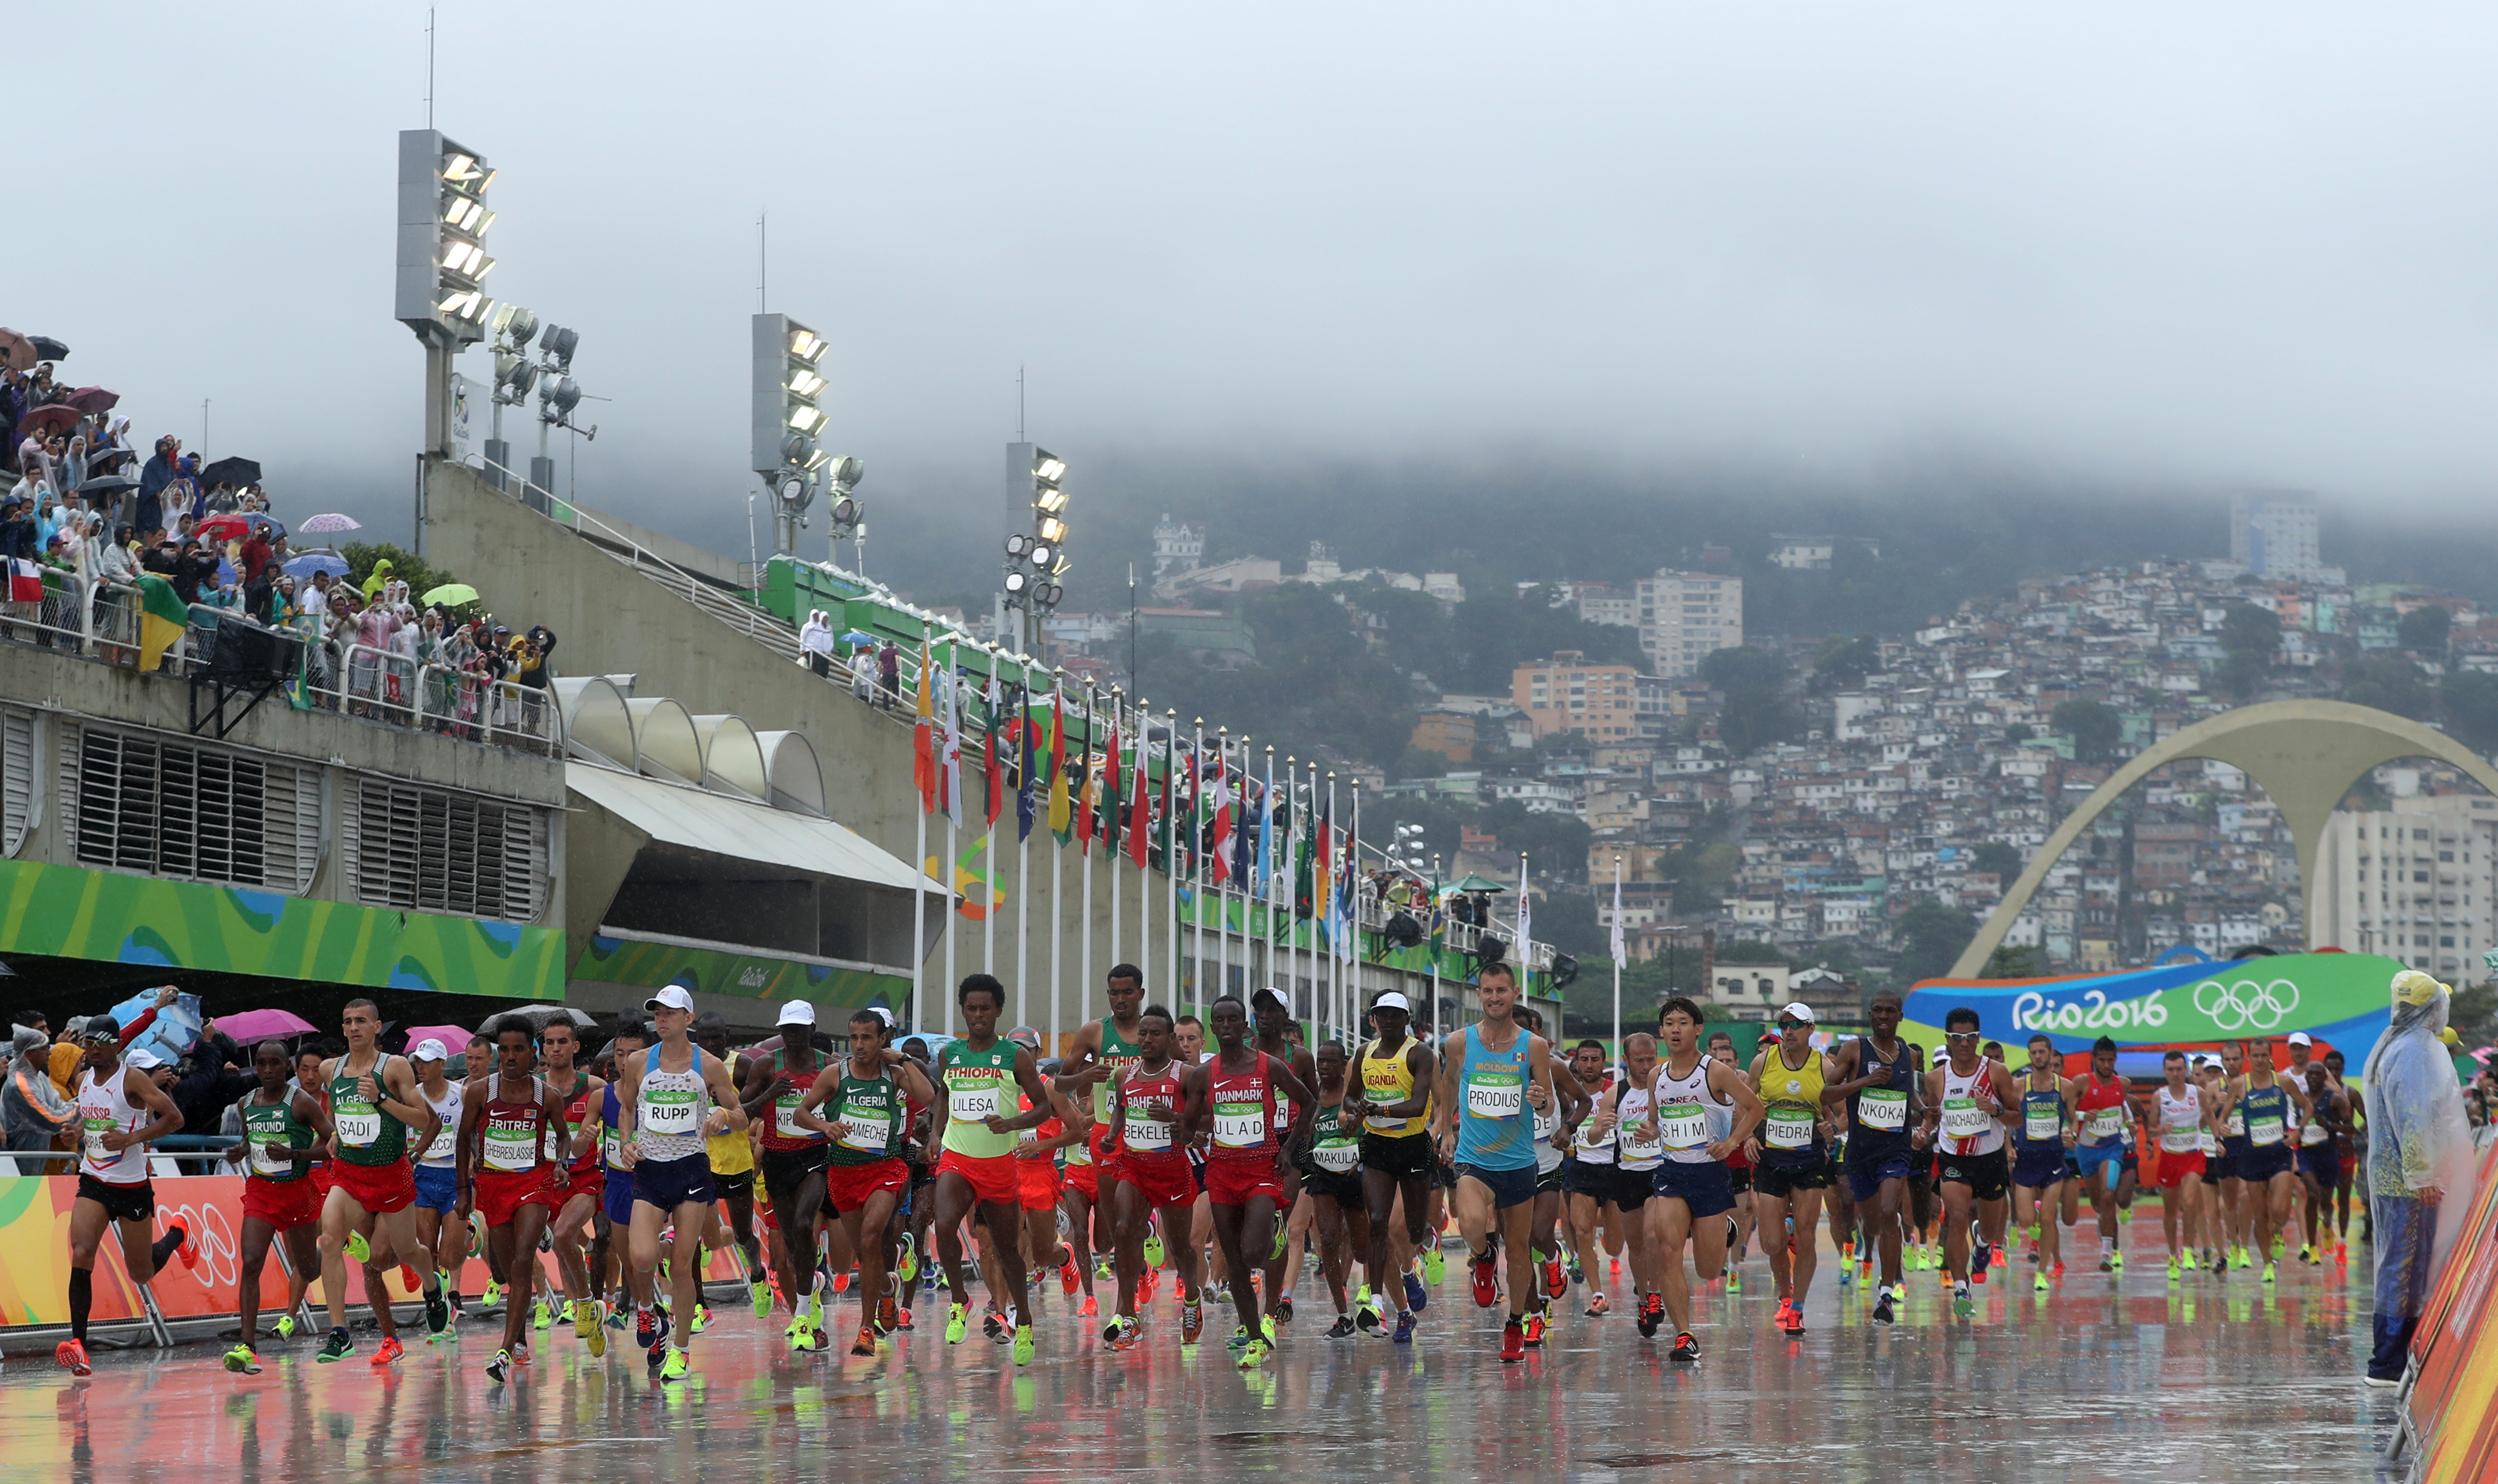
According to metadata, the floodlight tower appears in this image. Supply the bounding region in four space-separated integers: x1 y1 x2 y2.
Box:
396 128 495 551
1000 442 1070 652
753 314 860 559
483 304 539 491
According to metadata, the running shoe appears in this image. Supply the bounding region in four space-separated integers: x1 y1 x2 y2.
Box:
2098 1254 2114 1273
486 1348 511 1384
637 1305 670 1352
2033 1271 2050 1294
370 1335 405 1367
1076 1289 1099 1318
345 1230 371 1265
1228 1324 1250 1352
1586 1292 1611 1317
693 1302 712 1334
877 1295 899 1333
1392 1310 1416 1345
425 1286 450 1337
2182 1248 2198 1273
1238 1337 1269 1370
1725 1268 1742 1294
2165 1257 2180 1282
790 1317 826 1352
223 1344 261 1375
532 1299 552 1330
1423 1247 1446 1286
1109 1315 1141 1351
1873 1293 1897 1326
1782 1301 1804 1338
850 1325 877 1358
2300 1245 2319 1267
1143 1230 1167 1268
1270 1294 1291 1325
1209 1282 1232 1304
275 1314 297 1341
174 1224 201 1272
1358 1288 1386 1332
1326 1313 1357 1338
2335 1241 2348 1265
2263 1260 2277 1284
2271 1234 2287 1261
1139 1267 1160 1304
1838 1261 1855 1288
1952 1283 1974 1319
2050 1261 2066 1278
1670 1330 1701 1363
1565 1250 1583 1284
1059 1246 1080 1298
1271 1225 1288 1262
945 1302 969 1343
1405 1270 1430 1314
1182 1298 1204 1345
1637 1292 1664 1338
2110 1250 2125 1272
1544 1259 1567 1299
899 1234 920 1284
316 1328 353 1363
751 1276 774 1317
1262 1312 1278 1344
896 1305 915 1332
659 1346 690 1382
1500 1318 1526 1363
1523 1311 1548 1348
579 1301 606 1359
984 1302 1005 1340
1012 1326 1036 1366
482 1279 503 1310
1973 1242 1992 1284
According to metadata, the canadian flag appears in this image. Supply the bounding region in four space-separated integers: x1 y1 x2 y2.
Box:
6 560 43 603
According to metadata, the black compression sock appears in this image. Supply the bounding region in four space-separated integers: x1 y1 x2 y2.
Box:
68 1268 92 1343
150 1226 186 1271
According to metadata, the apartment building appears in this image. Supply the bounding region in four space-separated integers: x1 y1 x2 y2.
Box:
1636 570 1742 678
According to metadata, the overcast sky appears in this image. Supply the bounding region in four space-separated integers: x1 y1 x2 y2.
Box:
23 4 2498 549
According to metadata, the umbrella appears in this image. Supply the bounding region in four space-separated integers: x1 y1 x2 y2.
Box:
18 403 82 438
282 550 349 580
240 511 282 536
215 1008 318 1043
78 473 139 499
0 330 33 372
297 512 361 534
64 387 117 415
838 629 877 646
199 456 261 488
27 336 67 363
401 1023 473 1057
481 1004 597 1038
193 514 254 546
1441 873 1510 894
422 583 480 607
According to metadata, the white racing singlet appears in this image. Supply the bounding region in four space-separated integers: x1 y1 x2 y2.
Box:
1939 1061 2004 1156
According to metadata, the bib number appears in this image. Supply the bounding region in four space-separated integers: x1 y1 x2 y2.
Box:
1124 1115 1172 1152
2225 1110 2246 1138
484 1125 539 1173
2161 1126 2201 1154
1213 1101 1266 1150
422 1124 457 1162
839 1109 891 1153
1532 1103 1559 1142
1658 1100 1708 1152
2301 1122 2328 1146
335 1101 381 1149
641 1089 699 1137
1857 1088 1906 1131
1941 1096 1991 1141
1618 1119 1664 1164
775 1093 815 1141
601 1126 623 1168
1465 1069 1523 1120
1765 1107 1816 1150
2086 1107 2124 1142
249 1131 293 1177
949 1087 1000 1126
2025 1107 2061 1142
1312 1139 1361 1174
2249 1115 2285 1148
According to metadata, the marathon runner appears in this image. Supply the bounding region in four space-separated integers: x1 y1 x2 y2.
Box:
2191 1054 2230 1272
1712 1030 1758 1293
2008 1032 2073 1292
1638 997 1763 1362
692 1012 770 1322
1294 1039 1374 1337
536 1018 608 1351
2324 1047 2360 1253
1102 1004 1204 1349
1918 1007 2018 1318
591 1018 652 1331
1901 1039 1939 1275
1517 1005 1587 1341
1056 963 1150 1313
2296 1060 2350 1266
406 1041 466 1325
1747 1004 1832 1337
2067 1036 2135 1272
223 1039 332 1374
897 1035 940 1319
742 1002 835 1347
1250 987 1318 1322
456 1032 509 1311
314 999 449 1364
1347 990 1437 1342
1004 1028 1088 1310
2149 1049 2217 1280
2212 1039 2253 1270
1199 993 1315 1370
1602 1032 1666 1333
2216 1035 2312 1282
795 1007 935 1356
930 973 1058 1366
1560 1039 1623 1315
616 984 750 1382
56 1030 193 1378
458 1019 575 1384
1824 990 1922 1324
1428 965 1560 1362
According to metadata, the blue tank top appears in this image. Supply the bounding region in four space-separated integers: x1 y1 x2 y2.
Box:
1846 1036 1917 1164
2014 1085 2065 1154
2240 1084 2291 1152
1453 1023 1536 1171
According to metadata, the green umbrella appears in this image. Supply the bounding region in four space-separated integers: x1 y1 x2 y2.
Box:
1441 873 1508 894
422 583 481 607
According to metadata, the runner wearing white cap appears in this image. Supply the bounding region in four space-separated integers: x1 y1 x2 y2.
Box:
1347 991 1437 1343
742 1001 836 1347
1747 1003 1833 1338
617 982 750 1382
406 1039 468 1328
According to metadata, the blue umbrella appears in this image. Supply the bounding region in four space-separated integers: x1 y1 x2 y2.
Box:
283 551 349 581
839 630 877 646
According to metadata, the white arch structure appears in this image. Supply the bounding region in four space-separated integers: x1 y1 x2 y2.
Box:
1950 699 2498 978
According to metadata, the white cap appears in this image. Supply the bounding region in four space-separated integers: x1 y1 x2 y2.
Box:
1777 1001 1816 1024
125 1046 166 1070
2286 1031 2313 1047
411 1038 449 1063
777 1001 817 1027
645 985 696 1013
870 1006 896 1027
1252 985 1293 1014
1372 992 1411 1013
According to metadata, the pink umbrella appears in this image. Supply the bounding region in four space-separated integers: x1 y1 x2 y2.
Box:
402 1023 473 1058
297 512 362 534
64 386 117 415
216 1007 318 1043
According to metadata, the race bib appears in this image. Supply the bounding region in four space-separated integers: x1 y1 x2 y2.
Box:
601 1125 623 1168
484 1121 540 1173
82 1116 113 1165
2249 1115 2285 1148
1465 1068 1523 1120
776 1093 815 1141
1067 1135 1092 1166
1658 1100 1708 1152
2161 1126 2201 1154
335 1100 382 1149
1532 1102 1559 1142
2198 1130 2220 1156
423 1123 457 1161
949 1085 1000 1126
641 1087 699 1137
1124 1115 1172 1152
2301 1121 2328 1146
2224 1110 2246 1138
1312 1140 1361 1174
1941 1096 1991 1141
1213 1101 1266 1150
249 1130 293 1177
839 1109 891 1153
2085 1106 2124 1141
1765 1107 1816 1150
1857 1088 1906 1131
2025 1106 2062 1142
1618 1120 1664 1163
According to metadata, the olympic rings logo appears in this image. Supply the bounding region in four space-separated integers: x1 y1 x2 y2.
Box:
2190 978 2301 1032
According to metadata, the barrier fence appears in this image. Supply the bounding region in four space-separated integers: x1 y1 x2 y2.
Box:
2397 1137 2498 1482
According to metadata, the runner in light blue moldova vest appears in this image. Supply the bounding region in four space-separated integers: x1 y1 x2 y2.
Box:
1431 961 1560 1366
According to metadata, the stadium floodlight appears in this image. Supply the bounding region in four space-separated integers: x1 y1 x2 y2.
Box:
1002 442 1072 636
1006 533 1032 558
1028 542 1054 569
540 324 579 372
1037 516 1068 545
397 130 496 353
753 312 845 556
1004 570 1031 596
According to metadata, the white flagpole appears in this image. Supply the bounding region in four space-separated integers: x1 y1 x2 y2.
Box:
1305 759 1320 1042
1083 683 1098 1024
1611 854 1625 1064
1018 682 1031 1035
912 795 927 1036
944 814 958 1035
1167 709 1183 1016
1284 755 1298 1028
1136 698 1151 999
1193 717 1208 1017
1216 728 1232 1003
1109 689 1123 984
1262 745 1278 1009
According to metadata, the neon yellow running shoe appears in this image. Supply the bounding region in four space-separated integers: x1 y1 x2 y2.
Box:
274 1314 296 1340
1011 1325 1036 1366
1422 1248 1445 1286
2165 1257 2179 1282
1238 1337 1269 1370
659 1345 690 1381
223 1344 261 1375
580 1301 606 1358
533 1299 552 1329
2262 1260 2277 1284
1144 1230 1167 1268
751 1278 773 1318
945 1302 969 1344
482 1279 503 1310
1261 1313 1277 1343
345 1230 371 1265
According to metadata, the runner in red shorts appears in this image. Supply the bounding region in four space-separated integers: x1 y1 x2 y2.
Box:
223 1040 334 1374
1201 995 1315 1370
1103 1004 1207 1349
1003 1027 1089 1306
536 1019 608 1355
314 999 449 1365
796 1007 936 1355
456 1019 575 1384
930 974 1058 1364
1059 964 1151 1314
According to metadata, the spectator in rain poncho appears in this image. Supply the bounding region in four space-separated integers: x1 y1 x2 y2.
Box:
798 609 835 677
2359 967 2479 1384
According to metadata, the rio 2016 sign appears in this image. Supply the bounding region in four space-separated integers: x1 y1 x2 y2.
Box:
1907 951 2397 1059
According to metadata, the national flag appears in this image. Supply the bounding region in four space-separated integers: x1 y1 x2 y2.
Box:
939 651 964 829
1609 856 1627 969
1094 709 1118 856
1208 747 1234 883
6 559 44 605
1315 784 1334 885
982 675 1004 829
1015 686 1038 843
1126 725 1152 869
912 638 937 814
1253 754 1274 896
1047 684 1071 844
1229 754 1254 889
1293 787 1315 921
1516 855 1533 951
135 573 190 674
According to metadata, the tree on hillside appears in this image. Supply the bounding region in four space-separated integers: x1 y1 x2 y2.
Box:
1808 633 1882 694
2218 603 2279 699
1892 896 1978 986
2441 670 2498 754
1983 944 2044 979
2342 654 2435 721
2399 604 2453 659
1971 840 2024 881
2052 699 2123 763
1700 647 1788 694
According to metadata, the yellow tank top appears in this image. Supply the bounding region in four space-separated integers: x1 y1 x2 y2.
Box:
1756 1044 1826 1157
1359 1035 1430 1138
707 1066 755 1177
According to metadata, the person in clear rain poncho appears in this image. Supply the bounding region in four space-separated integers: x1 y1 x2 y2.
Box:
2359 969 2478 1384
